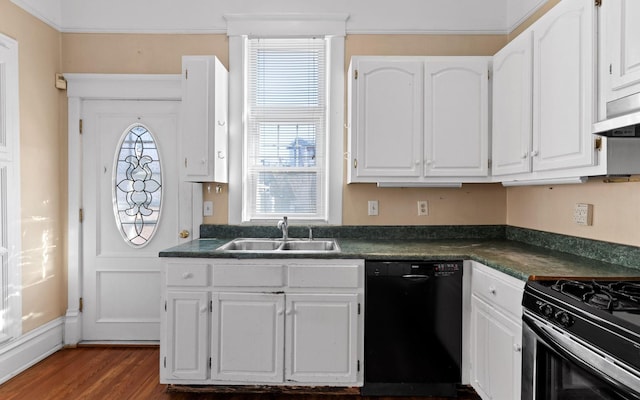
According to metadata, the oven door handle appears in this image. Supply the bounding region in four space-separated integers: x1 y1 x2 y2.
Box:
523 313 640 399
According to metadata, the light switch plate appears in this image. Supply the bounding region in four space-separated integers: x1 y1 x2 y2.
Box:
203 201 214 217
368 200 378 216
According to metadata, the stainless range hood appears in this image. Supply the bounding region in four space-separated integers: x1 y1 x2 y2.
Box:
593 92 640 136
592 93 640 175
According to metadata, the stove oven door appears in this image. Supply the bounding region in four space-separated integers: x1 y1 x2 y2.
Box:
522 312 640 400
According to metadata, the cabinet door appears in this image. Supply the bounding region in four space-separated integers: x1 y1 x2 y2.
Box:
285 294 359 384
531 0 595 172
604 0 640 102
211 292 284 382
492 32 533 176
470 295 522 400
165 291 209 381
349 59 423 181
424 58 489 176
181 56 229 182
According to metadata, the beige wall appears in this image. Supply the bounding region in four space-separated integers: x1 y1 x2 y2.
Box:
7 0 640 336
507 178 640 247
62 33 229 74
0 0 65 333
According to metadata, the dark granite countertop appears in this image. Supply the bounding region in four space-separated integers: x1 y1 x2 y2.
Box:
159 237 640 282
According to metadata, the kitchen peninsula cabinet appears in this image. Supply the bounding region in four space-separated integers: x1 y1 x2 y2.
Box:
181 56 229 182
600 0 640 107
160 258 364 387
493 0 598 180
347 56 490 185
469 261 524 400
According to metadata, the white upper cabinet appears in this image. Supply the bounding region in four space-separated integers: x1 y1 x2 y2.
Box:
531 0 596 172
600 0 640 111
492 32 533 176
598 0 640 120
348 58 424 181
492 0 598 181
181 56 229 182
424 59 489 177
348 56 490 184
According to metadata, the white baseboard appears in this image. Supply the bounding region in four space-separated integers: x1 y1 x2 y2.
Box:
0 317 64 384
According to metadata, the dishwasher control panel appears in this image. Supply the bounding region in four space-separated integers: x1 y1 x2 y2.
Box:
366 260 462 277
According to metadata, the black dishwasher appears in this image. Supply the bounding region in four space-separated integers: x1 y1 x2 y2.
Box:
363 260 463 397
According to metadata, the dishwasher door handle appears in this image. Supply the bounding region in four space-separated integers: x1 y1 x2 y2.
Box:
402 274 430 280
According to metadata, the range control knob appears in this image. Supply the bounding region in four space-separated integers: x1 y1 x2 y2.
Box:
539 303 554 318
555 311 574 327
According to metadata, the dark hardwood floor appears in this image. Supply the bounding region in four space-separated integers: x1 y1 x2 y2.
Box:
0 347 480 400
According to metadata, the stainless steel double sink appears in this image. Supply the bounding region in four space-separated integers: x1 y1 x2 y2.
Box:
216 238 341 253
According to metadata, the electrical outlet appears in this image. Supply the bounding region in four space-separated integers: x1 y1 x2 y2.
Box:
368 200 379 216
417 200 429 216
203 201 214 217
574 203 593 226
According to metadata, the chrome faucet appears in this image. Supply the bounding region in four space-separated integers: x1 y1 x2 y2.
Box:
277 216 289 240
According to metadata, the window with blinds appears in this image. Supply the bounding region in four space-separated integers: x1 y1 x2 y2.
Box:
244 37 328 221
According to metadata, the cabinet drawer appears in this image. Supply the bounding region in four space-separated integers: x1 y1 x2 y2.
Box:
471 263 524 319
213 263 285 287
288 264 360 288
166 263 209 287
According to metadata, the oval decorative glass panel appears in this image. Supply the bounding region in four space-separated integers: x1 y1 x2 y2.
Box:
113 124 162 247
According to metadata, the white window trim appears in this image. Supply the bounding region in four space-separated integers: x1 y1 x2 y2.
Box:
0 33 22 344
226 14 346 225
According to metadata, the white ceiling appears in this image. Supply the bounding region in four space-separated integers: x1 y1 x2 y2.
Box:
11 0 547 34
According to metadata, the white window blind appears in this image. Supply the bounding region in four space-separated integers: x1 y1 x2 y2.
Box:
244 37 328 221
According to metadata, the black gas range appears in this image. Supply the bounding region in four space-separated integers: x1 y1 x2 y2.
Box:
522 277 640 400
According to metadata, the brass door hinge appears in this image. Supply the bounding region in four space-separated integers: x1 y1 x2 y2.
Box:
79 297 83 312
354 69 358 80
358 303 361 315
595 137 602 150
353 159 358 169
79 119 83 134
185 69 188 80
79 208 84 223
595 0 602 7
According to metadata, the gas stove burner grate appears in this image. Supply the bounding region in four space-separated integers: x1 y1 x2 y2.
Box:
551 279 640 313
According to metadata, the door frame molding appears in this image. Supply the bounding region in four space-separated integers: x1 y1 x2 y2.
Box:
64 74 182 345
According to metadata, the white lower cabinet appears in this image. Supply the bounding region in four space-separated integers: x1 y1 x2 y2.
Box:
469 261 525 400
285 294 359 383
165 291 209 381
211 292 285 382
161 258 364 387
